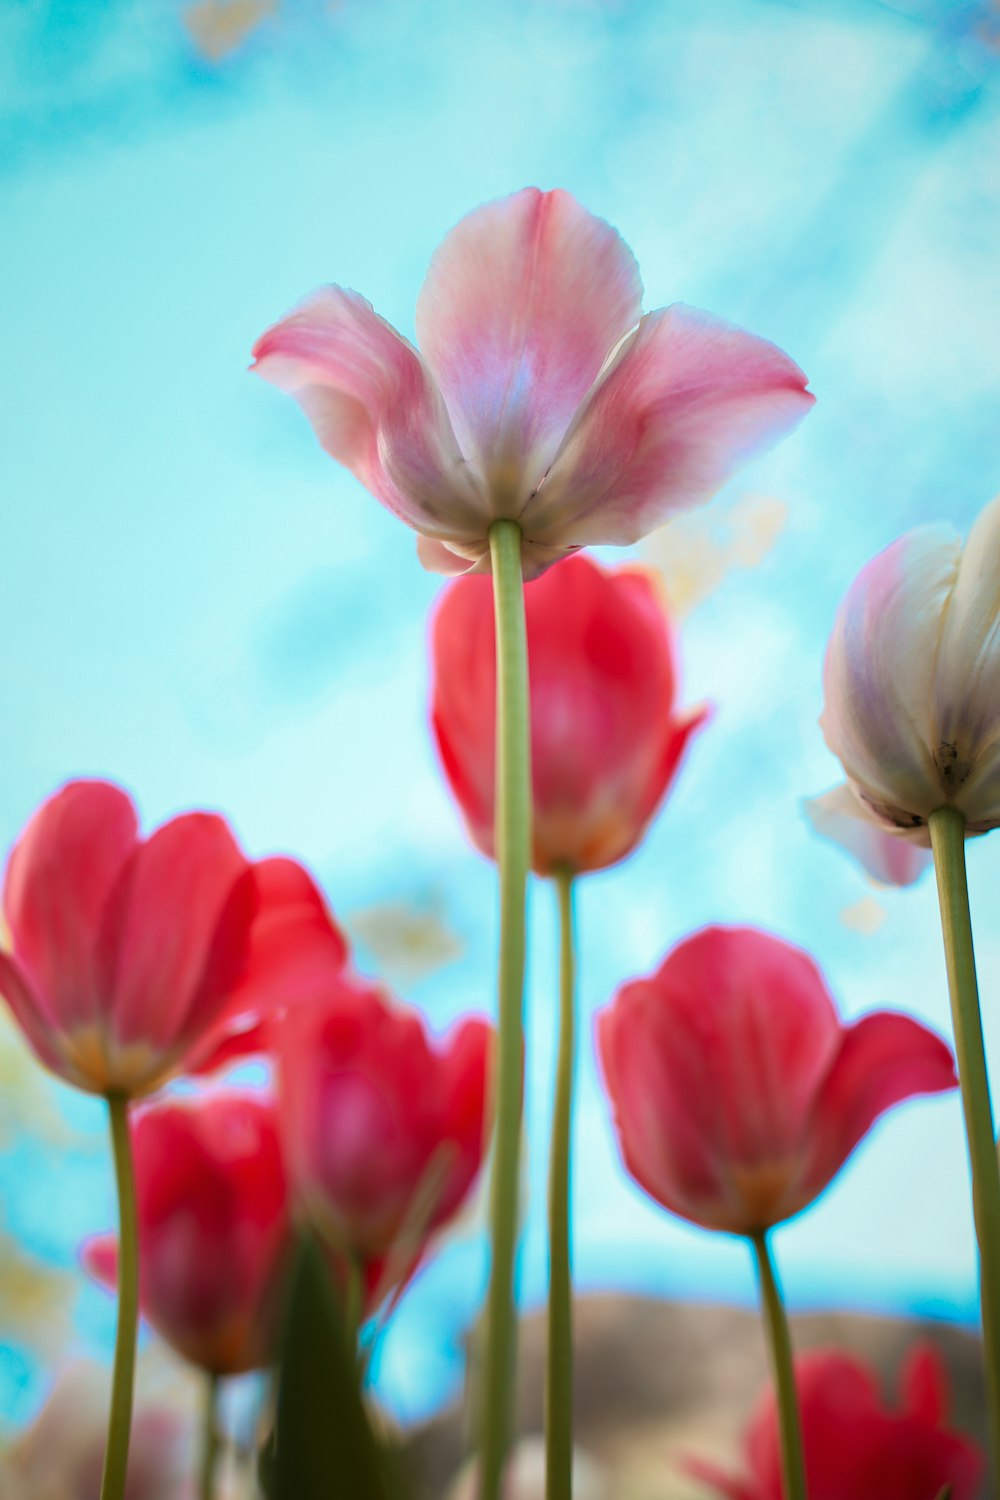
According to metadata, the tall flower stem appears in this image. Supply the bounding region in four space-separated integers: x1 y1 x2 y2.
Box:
100 1092 139 1500
546 867 576 1500
199 1372 221 1500
749 1231 806 1500
480 517 532 1500
929 804 1000 1476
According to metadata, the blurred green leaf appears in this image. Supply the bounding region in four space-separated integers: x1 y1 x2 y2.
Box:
269 1235 405 1500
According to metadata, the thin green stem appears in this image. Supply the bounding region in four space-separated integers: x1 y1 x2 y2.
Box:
929 805 1000 1479
546 867 576 1500
479 518 531 1500
199 1372 221 1500
100 1092 139 1500
344 1255 364 1357
749 1231 806 1500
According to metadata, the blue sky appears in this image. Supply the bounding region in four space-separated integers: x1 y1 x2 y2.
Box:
2 0 1000 1427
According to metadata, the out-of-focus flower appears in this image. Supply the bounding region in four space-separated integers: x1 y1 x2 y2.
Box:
644 490 789 620
183 0 276 62
804 785 932 888
597 926 956 1235
252 187 814 580
445 1438 607 1500
822 495 1000 844
84 1092 290 1375
0 781 344 1096
0 1363 189 1499
279 976 492 1303
431 553 708 874
687 1344 983 1500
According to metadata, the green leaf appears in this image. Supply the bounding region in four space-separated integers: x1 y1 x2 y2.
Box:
269 1235 405 1500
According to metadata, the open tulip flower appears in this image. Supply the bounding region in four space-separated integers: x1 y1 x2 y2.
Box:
598 925 957 1236
688 1344 984 1500
252 187 814 578
84 1091 291 1376
0 781 350 1096
431 552 708 875
278 976 492 1308
822 494 1000 842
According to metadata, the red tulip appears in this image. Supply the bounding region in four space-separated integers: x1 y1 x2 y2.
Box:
84 1091 290 1375
687 1344 983 1500
597 926 957 1234
0 780 346 1097
279 976 492 1300
431 553 708 875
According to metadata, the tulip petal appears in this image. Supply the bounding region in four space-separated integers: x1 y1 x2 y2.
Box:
415 187 643 508
81 1233 118 1292
821 526 960 825
253 287 488 540
523 305 814 548
95 813 256 1065
2 780 139 1031
902 1343 948 1427
804 784 932 886
0 952 69 1079
798 1011 957 1207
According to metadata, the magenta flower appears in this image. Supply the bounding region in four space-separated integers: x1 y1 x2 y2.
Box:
252 188 814 578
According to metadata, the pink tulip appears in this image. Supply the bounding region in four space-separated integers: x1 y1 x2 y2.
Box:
430 553 708 874
252 188 814 579
0 781 343 1097
688 1343 983 1500
804 785 932 887
822 493 1000 841
597 926 957 1234
279 976 492 1298
84 1091 290 1375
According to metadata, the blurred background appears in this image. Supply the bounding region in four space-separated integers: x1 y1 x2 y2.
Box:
2 0 1000 1464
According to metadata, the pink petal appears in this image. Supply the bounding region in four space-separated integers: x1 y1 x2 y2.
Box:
3 780 139 1032
95 813 256 1065
0 952 69 1081
415 187 643 509
253 287 487 541
901 1343 949 1427
804 784 932 886
523 305 814 549
797 1011 957 1207
81 1233 118 1292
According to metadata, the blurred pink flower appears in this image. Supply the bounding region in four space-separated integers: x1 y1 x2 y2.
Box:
84 1091 290 1375
253 188 814 579
687 1343 983 1500
597 925 957 1234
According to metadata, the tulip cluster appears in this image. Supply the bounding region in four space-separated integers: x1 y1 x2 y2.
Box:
3 184 995 1500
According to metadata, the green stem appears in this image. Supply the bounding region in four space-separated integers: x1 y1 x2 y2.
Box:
546 868 576 1500
199 1372 221 1500
929 804 1000 1478
749 1231 806 1500
344 1255 364 1357
480 518 531 1500
100 1092 139 1500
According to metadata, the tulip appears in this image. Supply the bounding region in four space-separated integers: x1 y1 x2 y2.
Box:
821 494 1000 1479
688 1344 983 1500
431 553 708 876
84 1092 290 1376
598 925 957 1500
252 187 814 580
254 187 813 1500
804 785 931 887
278 976 492 1317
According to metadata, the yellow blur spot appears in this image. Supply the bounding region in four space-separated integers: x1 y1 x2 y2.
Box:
839 897 887 935
183 0 277 61
644 491 789 619
347 897 464 985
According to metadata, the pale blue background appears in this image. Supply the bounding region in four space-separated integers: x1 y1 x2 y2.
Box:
2 0 1000 1428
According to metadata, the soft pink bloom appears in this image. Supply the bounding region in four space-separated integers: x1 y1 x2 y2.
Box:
84 1091 290 1375
0 781 343 1097
597 926 957 1234
804 785 932 887
687 1344 983 1500
279 976 492 1301
252 188 814 579
430 553 708 874
822 493 1000 841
